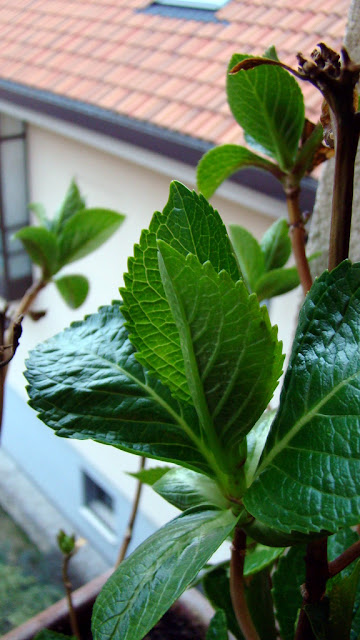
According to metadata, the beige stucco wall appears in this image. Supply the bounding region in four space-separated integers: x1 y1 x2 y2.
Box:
5 118 295 532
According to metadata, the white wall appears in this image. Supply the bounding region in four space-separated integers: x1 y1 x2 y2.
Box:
3 115 299 558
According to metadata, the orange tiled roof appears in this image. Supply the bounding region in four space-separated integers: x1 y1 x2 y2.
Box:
0 0 350 146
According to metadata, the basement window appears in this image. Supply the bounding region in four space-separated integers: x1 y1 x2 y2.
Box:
83 472 115 533
156 0 228 8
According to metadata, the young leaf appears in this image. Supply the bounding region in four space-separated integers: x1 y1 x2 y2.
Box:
14 226 58 278
229 224 265 293
152 467 228 511
260 218 291 271
244 261 360 534
255 266 300 301
25 303 213 475
293 122 324 180
197 144 282 199
58 208 124 266
121 181 239 404
227 54 305 171
264 45 279 61
52 179 86 233
244 410 275 487
54 274 89 309
206 610 229 640
28 202 50 228
158 242 283 471
272 545 306 640
92 508 238 640
129 466 171 485
244 543 284 577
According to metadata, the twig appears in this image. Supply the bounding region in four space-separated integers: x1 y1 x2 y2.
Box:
295 537 329 640
116 456 146 567
230 526 260 640
284 182 313 295
328 539 360 577
0 316 23 368
62 553 81 640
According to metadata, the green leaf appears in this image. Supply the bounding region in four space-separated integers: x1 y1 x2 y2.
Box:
158 242 283 471
255 266 300 301
25 303 212 475
197 145 282 199
206 610 229 640
129 466 171 485
229 224 265 293
293 123 324 180
328 561 360 640
244 261 360 534
227 54 305 171
244 410 275 487
246 569 277 640
121 181 240 404
92 508 238 640
54 274 89 309
328 528 360 640
272 545 306 640
304 602 329 640
244 543 284 577
28 202 50 229
53 179 86 233
152 467 228 511
260 218 291 271
15 226 58 278
58 208 124 266
264 45 279 61
203 566 244 639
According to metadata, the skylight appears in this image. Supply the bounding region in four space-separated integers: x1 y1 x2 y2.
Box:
156 0 228 9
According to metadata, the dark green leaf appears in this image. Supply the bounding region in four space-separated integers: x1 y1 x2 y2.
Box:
328 561 360 640
197 145 282 199
15 226 58 278
34 631 74 640
304 602 329 639
244 544 284 576
229 224 264 292
92 508 238 640
203 566 244 639
255 266 300 301
129 466 171 485
272 545 306 640
244 410 275 487
158 242 283 471
244 261 360 534
260 218 291 271
246 569 277 640
25 303 212 475
53 179 86 233
121 181 240 404
206 610 229 640
152 467 228 511
328 528 360 640
227 54 305 171
58 208 124 266
54 274 89 309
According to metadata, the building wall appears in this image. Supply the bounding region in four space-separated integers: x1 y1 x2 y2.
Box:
3 116 298 561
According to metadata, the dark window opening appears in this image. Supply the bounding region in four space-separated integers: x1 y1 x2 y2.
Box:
83 472 115 533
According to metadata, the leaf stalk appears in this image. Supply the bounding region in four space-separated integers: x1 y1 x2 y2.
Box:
230 526 260 640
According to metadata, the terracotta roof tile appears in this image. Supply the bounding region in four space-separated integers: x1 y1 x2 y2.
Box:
0 0 351 147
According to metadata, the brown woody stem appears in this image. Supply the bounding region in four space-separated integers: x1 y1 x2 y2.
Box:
285 183 313 295
328 538 360 577
295 537 329 640
116 456 146 567
62 553 81 640
230 526 260 640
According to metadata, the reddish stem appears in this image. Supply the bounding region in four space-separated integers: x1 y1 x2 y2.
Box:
230 527 260 640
